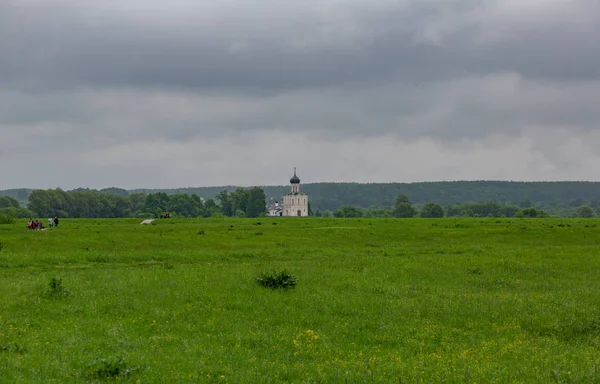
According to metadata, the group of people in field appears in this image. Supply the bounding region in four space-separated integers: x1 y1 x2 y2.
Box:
27 217 59 231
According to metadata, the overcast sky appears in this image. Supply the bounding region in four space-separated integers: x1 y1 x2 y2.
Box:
2 0 600 190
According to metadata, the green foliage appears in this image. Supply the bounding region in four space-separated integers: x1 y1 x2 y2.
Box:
460 209 475 217
446 202 520 218
393 202 416 218
395 194 410 205
44 277 70 297
167 194 200 217
0 207 34 218
28 189 72 218
99 187 129 196
87 357 135 379
18 181 600 218
145 192 170 216
363 208 392 218
333 205 362 218
0 196 20 209
203 198 219 217
246 187 267 218
0 240 3 252
420 202 444 218
517 207 550 218
0 213 15 224
216 190 233 216
256 269 297 289
392 195 417 218
577 205 594 218
216 187 266 218
25 188 224 219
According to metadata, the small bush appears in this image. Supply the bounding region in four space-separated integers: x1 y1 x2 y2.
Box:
45 277 70 297
88 357 135 379
256 269 297 290
197 230 205 235
0 214 14 225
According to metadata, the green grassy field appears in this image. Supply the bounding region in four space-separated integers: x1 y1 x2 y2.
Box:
1 218 600 383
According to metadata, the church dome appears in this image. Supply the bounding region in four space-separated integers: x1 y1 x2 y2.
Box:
290 168 300 184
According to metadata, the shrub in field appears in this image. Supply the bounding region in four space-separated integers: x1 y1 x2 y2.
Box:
44 277 70 297
0 214 14 224
256 269 297 290
87 357 135 379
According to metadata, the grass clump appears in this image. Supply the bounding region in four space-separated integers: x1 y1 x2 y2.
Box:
256 269 297 290
44 277 70 297
163 260 174 270
87 357 135 379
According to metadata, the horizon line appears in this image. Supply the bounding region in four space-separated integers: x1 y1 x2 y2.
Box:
5 179 600 192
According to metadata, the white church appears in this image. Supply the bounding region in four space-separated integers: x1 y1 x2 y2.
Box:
267 168 309 217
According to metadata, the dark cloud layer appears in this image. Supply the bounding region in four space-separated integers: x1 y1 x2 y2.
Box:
2 0 599 92
1 0 600 189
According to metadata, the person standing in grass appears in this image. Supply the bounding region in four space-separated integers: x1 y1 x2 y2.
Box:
54 216 59 228
48 217 53 228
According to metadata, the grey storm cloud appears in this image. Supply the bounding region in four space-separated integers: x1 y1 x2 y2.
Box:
2 0 599 92
2 0 600 189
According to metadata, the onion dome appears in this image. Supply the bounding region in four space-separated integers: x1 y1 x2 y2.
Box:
290 168 300 184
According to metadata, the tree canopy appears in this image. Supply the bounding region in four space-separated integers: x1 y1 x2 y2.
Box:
8 180 600 218
420 202 444 218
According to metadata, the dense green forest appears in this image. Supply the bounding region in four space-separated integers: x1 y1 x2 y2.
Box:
3 181 600 218
130 181 600 210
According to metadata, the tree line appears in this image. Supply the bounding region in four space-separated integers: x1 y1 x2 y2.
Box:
319 196 594 219
126 181 600 212
6 180 600 213
6 187 267 219
4 180 600 218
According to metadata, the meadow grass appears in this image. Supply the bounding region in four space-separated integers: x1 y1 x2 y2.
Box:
1 218 600 383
